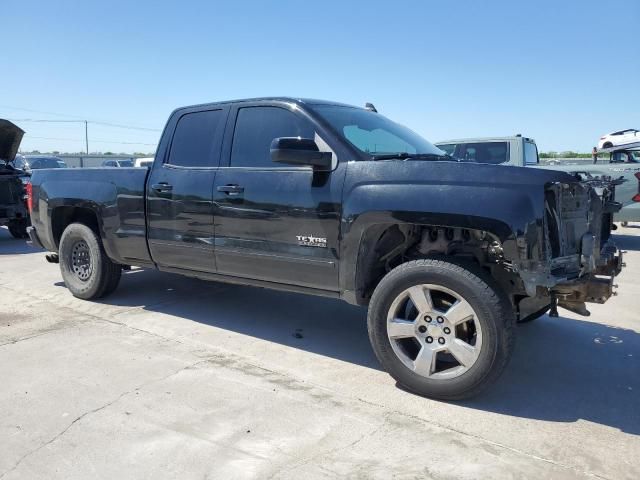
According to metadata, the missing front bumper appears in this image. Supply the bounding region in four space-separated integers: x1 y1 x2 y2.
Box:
519 243 624 317
550 246 624 316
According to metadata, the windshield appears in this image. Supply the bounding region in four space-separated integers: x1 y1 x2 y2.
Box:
312 105 445 158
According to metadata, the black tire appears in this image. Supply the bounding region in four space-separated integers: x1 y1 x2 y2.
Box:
59 223 121 299
8 219 28 239
603 142 613 149
367 258 515 401
517 305 550 324
102 263 122 297
621 221 629 227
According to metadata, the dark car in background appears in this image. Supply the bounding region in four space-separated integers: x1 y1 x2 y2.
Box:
13 155 67 173
0 120 29 238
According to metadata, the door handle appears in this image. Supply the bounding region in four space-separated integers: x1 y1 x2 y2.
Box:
151 182 173 193
217 184 244 196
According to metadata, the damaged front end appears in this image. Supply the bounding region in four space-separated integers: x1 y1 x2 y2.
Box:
515 174 624 316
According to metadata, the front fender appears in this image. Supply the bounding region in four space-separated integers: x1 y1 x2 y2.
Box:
338 161 549 301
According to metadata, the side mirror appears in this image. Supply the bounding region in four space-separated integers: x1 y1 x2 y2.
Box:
270 137 332 170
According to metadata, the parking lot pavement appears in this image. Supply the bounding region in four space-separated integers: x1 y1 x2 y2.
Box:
0 226 638 479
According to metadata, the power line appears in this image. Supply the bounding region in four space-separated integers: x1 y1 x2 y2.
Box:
1 105 162 131
7 117 161 132
0 104 88 120
24 134 157 146
7 119 82 123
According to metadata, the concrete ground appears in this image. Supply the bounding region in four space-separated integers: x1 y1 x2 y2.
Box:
0 226 638 480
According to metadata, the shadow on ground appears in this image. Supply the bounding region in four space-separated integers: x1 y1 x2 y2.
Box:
60 268 377 370
464 315 640 435
613 232 640 252
0 227 42 255
82 264 640 436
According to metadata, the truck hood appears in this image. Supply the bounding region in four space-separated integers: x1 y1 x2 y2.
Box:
0 119 25 163
394 158 582 187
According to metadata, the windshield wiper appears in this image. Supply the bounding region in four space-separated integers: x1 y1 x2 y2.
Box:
371 152 452 161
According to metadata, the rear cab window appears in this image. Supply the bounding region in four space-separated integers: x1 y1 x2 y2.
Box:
436 144 456 155
524 141 539 165
456 142 510 164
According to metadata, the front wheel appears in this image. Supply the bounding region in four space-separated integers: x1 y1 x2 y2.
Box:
59 223 121 299
367 258 514 400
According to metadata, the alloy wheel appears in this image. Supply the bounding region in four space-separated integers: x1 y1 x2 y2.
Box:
386 284 482 380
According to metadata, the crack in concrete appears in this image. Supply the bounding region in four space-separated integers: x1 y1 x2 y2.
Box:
0 322 84 348
0 330 62 348
266 415 388 480
386 410 613 480
0 358 209 480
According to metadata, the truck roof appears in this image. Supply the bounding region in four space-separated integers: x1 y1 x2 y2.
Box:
435 135 536 145
173 97 360 114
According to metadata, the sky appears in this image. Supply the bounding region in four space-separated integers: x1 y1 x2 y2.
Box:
2 0 639 154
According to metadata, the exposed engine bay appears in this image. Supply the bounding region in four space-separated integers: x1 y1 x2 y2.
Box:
366 174 624 320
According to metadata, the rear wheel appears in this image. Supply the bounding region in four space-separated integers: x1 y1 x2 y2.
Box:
102 264 122 296
59 223 121 299
602 142 613 149
367 258 514 400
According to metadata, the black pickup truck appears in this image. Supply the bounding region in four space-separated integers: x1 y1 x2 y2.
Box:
28 98 624 399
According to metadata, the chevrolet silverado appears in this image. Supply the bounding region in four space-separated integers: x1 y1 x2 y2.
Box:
27 98 624 399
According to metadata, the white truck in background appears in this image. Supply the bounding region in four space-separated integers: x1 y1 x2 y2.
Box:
435 136 640 224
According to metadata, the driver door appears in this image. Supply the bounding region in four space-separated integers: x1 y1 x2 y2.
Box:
212 102 345 290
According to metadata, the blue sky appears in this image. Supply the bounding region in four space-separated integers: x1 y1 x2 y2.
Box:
3 0 639 154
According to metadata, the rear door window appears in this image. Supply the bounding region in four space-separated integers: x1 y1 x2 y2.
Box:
168 109 226 167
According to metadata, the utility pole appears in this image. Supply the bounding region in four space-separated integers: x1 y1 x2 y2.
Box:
84 120 89 154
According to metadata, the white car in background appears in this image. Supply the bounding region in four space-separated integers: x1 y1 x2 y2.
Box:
598 129 639 149
134 157 154 168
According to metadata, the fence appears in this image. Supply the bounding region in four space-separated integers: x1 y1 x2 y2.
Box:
57 155 137 168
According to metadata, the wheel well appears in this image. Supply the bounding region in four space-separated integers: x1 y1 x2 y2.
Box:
355 224 520 305
51 206 99 248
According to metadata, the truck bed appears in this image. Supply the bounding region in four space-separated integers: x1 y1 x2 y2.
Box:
29 167 152 265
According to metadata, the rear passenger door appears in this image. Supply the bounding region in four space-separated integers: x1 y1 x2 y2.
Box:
212 102 345 291
146 106 229 273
